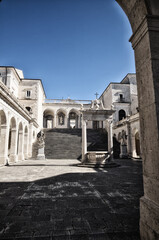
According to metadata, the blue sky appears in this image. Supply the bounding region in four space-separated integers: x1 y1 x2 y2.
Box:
0 0 135 99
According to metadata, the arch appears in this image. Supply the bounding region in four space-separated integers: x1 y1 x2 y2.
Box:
56 108 67 115
116 0 148 32
8 117 17 163
18 122 23 131
135 131 140 157
0 109 7 126
132 128 140 159
119 109 126 121
0 110 8 165
116 1 159 238
24 125 28 133
10 117 16 128
43 109 54 128
68 108 80 116
68 110 80 129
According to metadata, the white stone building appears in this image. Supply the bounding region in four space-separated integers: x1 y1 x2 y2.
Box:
0 66 93 166
0 66 141 166
100 73 141 159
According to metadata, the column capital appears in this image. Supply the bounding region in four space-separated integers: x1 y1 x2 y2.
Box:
129 15 159 49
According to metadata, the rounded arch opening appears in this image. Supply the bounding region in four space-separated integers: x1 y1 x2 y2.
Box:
135 131 140 157
68 109 80 129
0 110 7 126
43 109 54 128
8 117 17 156
119 109 126 121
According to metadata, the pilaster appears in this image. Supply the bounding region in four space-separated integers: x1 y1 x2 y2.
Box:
9 128 18 163
130 15 159 240
82 119 87 162
0 125 9 165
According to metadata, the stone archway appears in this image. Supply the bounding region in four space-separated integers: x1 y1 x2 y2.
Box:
43 109 54 128
8 117 17 163
116 1 159 239
132 128 141 159
135 131 140 157
0 110 8 165
68 110 79 128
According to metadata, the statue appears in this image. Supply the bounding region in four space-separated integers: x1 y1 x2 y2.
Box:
120 130 127 145
59 115 64 125
91 98 104 110
36 130 45 160
118 130 128 158
37 130 45 148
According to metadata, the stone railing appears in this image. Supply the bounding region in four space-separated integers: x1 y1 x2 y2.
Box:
45 99 92 105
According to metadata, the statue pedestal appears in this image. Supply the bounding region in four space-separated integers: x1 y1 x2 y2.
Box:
120 144 128 158
37 147 45 160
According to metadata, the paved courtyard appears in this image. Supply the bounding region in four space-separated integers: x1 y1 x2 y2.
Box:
0 159 143 240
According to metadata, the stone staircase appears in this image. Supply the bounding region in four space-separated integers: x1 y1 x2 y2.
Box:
44 129 82 159
32 128 108 159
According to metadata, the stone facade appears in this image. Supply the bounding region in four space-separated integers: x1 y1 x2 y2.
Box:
0 66 93 166
100 74 141 159
0 67 140 166
0 68 38 165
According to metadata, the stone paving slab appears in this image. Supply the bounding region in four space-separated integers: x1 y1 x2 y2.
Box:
0 159 143 239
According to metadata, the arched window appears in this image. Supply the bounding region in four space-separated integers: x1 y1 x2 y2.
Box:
119 109 126 121
26 107 32 113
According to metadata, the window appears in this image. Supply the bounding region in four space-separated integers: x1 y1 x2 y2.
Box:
119 93 125 102
26 107 32 113
119 109 126 121
2 77 7 85
119 94 123 101
26 90 31 98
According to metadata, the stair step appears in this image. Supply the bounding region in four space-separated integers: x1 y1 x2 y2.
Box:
32 128 108 159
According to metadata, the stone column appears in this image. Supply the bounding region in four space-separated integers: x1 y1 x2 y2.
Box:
108 119 113 159
130 16 159 240
54 114 56 128
82 119 87 162
9 128 18 163
0 125 9 165
28 123 33 158
77 115 80 129
18 130 24 161
24 132 29 159
126 120 132 157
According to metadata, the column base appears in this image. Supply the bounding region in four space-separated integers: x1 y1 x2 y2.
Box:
0 156 8 165
24 154 28 160
120 144 128 158
140 196 159 240
37 147 45 160
18 154 24 161
9 154 17 163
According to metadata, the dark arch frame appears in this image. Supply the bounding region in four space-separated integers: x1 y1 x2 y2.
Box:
116 1 159 239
